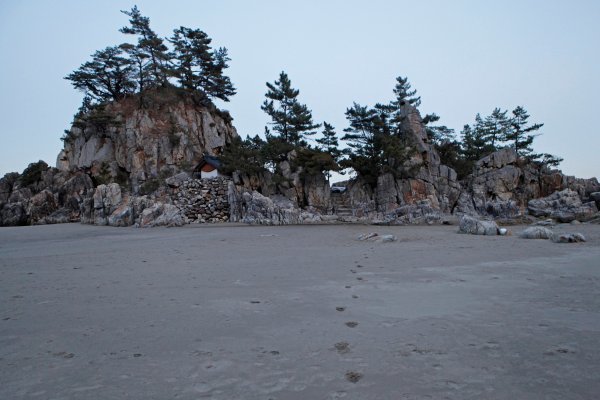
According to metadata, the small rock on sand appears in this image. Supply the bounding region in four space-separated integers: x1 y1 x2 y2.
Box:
554 233 586 243
357 233 397 243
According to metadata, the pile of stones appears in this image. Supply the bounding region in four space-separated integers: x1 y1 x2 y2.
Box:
171 177 230 223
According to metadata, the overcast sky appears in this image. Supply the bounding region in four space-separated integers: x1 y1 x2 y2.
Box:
0 0 598 179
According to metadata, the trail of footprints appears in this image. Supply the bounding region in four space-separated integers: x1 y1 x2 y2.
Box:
335 261 367 384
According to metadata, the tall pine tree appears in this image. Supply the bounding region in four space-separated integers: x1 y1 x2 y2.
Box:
261 72 320 146
65 46 135 103
482 107 511 149
120 6 170 87
504 106 542 159
168 27 235 101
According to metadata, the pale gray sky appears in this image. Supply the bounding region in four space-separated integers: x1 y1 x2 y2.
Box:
0 0 598 178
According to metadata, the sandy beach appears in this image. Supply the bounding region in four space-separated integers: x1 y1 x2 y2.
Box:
1 222 599 399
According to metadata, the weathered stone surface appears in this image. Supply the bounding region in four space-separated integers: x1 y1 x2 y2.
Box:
520 226 554 240
58 90 238 188
357 232 397 242
233 191 302 225
137 203 184 228
528 189 598 222
383 200 442 225
91 183 123 226
165 172 191 188
28 189 57 223
170 177 230 223
553 233 586 243
458 215 499 235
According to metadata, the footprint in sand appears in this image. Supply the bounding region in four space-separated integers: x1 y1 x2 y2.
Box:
334 342 350 354
345 321 358 328
345 371 363 383
336 307 346 312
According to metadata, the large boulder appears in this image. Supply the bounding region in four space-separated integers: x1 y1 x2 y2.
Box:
28 189 58 224
458 215 500 235
381 200 442 225
528 189 598 222
520 226 554 240
91 183 123 226
137 203 184 228
236 191 302 225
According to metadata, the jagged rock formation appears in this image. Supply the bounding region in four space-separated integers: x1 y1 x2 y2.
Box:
2 89 599 228
1 90 238 227
57 89 238 192
460 148 600 218
339 102 462 223
0 163 94 226
528 189 598 222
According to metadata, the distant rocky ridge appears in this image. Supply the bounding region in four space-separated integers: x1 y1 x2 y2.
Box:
1 93 599 227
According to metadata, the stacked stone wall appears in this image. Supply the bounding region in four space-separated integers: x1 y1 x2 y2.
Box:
170 177 230 223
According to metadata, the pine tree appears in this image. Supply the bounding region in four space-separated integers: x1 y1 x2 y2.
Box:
220 135 266 176
204 47 236 101
392 76 421 107
461 120 494 162
315 122 340 156
168 27 236 101
482 107 511 149
65 46 135 103
314 122 341 179
261 72 320 146
341 102 411 188
505 106 543 159
120 6 170 86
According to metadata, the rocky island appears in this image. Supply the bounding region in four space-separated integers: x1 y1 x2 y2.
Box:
2 5 600 400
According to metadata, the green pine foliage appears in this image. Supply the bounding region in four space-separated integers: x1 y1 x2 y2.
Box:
119 6 170 87
261 72 320 147
65 6 236 108
219 135 268 176
341 102 413 188
504 106 543 159
65 46 136 103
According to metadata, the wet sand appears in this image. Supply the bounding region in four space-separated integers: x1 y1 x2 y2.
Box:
1 223 600 399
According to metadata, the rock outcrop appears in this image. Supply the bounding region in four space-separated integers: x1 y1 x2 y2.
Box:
2 87 599 228
460 148 600 220
0 163 94 226
57 89 238 192
528 189 598 222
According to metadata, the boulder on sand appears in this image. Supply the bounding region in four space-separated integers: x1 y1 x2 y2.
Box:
520 226 554 240
458 215 499 235
553 233 586 243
